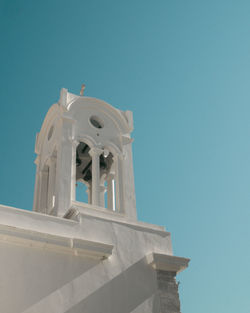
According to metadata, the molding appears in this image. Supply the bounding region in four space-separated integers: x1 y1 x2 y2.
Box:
70 201 168 235
121 134 133 145
147 253 190 273
61 116 77 124
0 223 113 260
35 103 60 154
89 147 103 157
68 96 132 133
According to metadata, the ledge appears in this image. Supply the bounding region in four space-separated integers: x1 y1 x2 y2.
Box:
0 224 113 260
70 201 168 235
147 253 190 273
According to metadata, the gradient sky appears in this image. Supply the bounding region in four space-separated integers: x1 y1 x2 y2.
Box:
0 1 250 312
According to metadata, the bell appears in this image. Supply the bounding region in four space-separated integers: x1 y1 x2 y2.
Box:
84 169 92 182
99 155 107 169
76 157 82 167
76 150 82 167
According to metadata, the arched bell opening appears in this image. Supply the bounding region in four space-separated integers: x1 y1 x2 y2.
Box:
75 141 116 210
75 142 92 204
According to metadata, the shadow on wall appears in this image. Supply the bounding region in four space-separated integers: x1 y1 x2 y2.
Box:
65 257 160 313
0 241 99 313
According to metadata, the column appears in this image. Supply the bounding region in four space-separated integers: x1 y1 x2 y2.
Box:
86 183 92 204
99 182 106 208
89 147 103 206
71 139 79 203
113 154 124 213
39 167 49 214
107 173 115 210
47 155 56 214
54 118 76 217
33 156 40 212
122 143 137 220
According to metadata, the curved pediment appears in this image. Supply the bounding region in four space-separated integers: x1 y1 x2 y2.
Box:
60 89 133 135
36 89 133 155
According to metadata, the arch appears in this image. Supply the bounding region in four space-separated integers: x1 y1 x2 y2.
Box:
103 141 122 157
33 89 136 219
74 140 119 210
35 103 60 155
67 97 132 134
75 135 97 150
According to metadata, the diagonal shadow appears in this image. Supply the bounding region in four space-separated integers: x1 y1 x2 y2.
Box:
65 256 159 313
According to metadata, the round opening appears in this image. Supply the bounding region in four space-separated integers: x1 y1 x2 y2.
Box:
89 116 104 129
48 125 54 141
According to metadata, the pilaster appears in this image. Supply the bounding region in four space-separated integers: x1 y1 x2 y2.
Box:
39 167 49 214
113 153 124 213
107 173 115 210
47 155 57 214
54 117 76 217
32 155 40 212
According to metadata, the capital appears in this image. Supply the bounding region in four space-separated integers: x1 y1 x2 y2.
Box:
99 185 107 193
89 147 103 157
107 172 115 180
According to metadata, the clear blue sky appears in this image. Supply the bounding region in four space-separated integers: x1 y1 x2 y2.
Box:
0 1 250 312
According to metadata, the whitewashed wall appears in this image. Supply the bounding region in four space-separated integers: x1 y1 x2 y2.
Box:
0 204 188 313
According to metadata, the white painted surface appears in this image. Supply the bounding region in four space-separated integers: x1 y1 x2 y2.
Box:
0 204 173 313
0 89 189 313
34 90 137 219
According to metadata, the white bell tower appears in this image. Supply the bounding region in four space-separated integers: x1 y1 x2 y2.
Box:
33 88 137 220
0 86 189 313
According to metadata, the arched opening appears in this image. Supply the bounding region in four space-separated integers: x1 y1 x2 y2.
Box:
75 141 116 210
76 142 92 204
100 151 115 210
76 180 88 203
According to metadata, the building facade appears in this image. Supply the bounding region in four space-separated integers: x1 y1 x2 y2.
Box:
0 89 189 313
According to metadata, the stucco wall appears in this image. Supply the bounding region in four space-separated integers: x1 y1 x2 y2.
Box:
0 204 179 313
0 242 97 313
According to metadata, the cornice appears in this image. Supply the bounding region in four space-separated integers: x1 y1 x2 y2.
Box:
0 223 113 260
147 252 190 273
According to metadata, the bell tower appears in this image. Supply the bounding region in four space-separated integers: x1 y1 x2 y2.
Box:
33 88 136 220
0 86 189 313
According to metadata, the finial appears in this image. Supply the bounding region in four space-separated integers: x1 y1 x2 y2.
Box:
80 84 86 96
